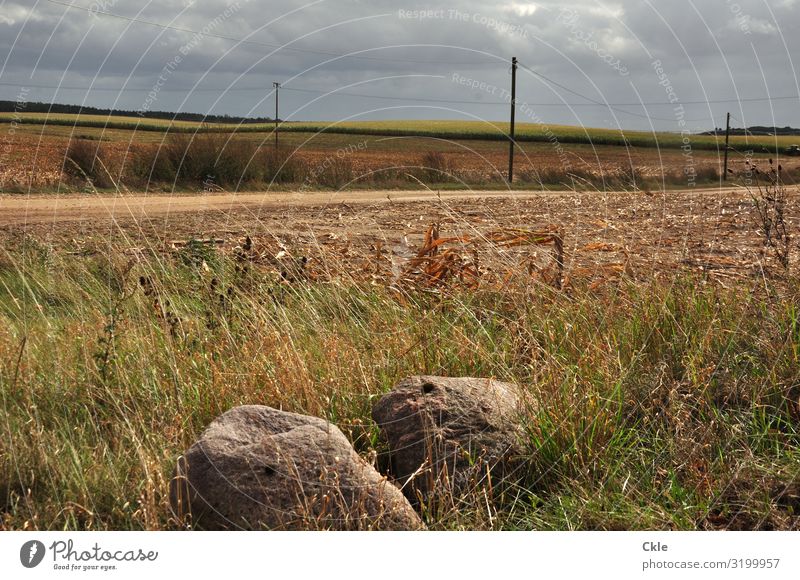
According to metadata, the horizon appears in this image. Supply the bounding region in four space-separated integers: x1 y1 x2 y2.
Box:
6 98 800 136
1 1 799 133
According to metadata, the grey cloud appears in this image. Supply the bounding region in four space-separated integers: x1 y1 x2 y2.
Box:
0 0 798 129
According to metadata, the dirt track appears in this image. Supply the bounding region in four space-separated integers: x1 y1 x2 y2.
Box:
2 187 797 285
0 186 756 226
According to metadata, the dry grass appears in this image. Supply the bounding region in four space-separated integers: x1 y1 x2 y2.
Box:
1 227 799 530
63 139 115 189
53 134 728 193
5 125 751 192
744 158 791 270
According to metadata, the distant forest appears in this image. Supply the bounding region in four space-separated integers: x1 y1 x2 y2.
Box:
704 125 800 136
0 100 275 124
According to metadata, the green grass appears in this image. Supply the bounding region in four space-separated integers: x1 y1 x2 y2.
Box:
1 238 798 530
3 112 797 153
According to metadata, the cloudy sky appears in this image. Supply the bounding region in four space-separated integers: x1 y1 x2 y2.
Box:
1 0 799 131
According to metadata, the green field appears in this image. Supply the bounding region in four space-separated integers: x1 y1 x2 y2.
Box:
2 112 796 153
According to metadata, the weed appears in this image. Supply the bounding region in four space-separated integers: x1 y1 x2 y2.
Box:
743 158 791 270
64 138 114 188
2 243 798 530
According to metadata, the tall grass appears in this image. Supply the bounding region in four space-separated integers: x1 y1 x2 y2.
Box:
64 134 725 193
1 237 798 530
64 139 115 189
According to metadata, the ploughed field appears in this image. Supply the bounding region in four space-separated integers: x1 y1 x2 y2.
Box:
2 114 799 191
2 187 798 287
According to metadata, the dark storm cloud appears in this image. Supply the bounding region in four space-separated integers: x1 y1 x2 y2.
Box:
0 0 798 129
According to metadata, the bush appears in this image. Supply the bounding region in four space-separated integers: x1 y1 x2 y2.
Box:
264 147 307 184
127 143 177 187
127 135 265 188
519 166 563 186
695 165 720 182
311 156 355 189
615 164 644 190
64 139 114 188
127 137 312 188
164 133 263 188
418 151 454 183
517 166 595 188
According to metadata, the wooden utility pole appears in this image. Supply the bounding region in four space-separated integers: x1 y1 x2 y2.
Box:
508 56 517 185
273 82 281 148
723 112 731 181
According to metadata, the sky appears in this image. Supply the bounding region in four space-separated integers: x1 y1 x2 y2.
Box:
1 0 799 132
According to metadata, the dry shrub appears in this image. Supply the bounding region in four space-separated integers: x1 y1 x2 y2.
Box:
166 133 262 187
418 151 454 183
518 166 580 186
127 143 176 187
367 165 415 187
127 133 266 188
615 164 644 189
312 156 355 189
64 138 114 188
694 165 720 182
517 166 626 190
264 147 307 184
748 158 790 269
779 166 800 184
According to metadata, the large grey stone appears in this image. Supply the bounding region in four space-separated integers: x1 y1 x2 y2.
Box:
170 405 423 530
372 376 524 502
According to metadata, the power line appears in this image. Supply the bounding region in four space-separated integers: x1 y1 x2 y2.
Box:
41 0 498 66
288 85 800 107
517 63 800 107
284 85 504 104
0 81 264 93
517 61 706 123
0 79 711 122
2 80 796 109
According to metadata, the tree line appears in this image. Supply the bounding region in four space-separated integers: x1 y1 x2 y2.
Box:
0 100 274 124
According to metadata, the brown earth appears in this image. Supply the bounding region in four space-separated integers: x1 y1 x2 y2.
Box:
2 186 797 289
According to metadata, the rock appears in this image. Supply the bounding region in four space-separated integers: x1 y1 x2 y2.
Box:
170 405 423 530
372 376 524 501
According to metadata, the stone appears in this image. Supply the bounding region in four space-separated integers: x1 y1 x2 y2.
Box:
170 405 423 530
372 376 524 501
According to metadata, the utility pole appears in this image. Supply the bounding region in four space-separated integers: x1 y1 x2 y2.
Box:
723 112 730 181
273 82 281 148
508 56 517 185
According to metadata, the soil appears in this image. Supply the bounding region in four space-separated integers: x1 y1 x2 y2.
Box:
2 186 797 289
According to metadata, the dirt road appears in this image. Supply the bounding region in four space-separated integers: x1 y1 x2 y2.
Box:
0 186 757 226
2 186 796 284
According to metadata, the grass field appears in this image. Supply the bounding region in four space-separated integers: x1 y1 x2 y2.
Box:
1 232 798 530
3 112 797 153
